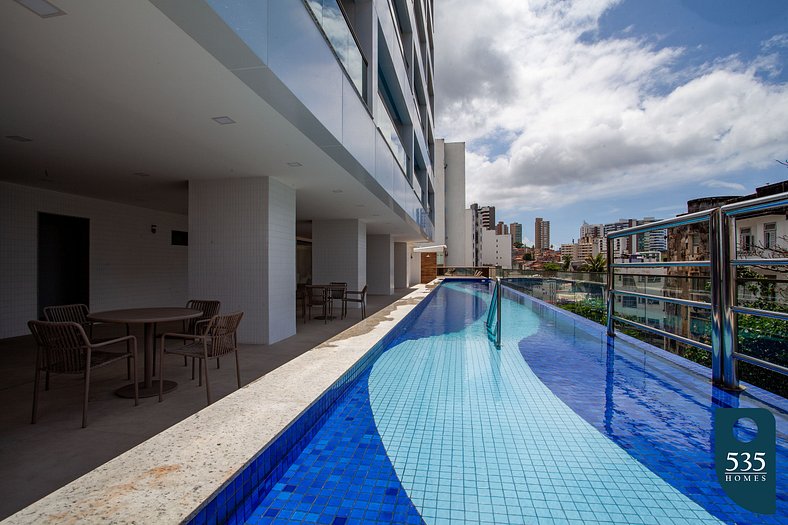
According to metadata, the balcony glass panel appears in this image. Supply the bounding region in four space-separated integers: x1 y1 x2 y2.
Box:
306 0 367 100
376 93 408 173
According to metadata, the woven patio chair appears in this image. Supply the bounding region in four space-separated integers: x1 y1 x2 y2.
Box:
159 311 244 405
296 284 307 323
28 320 138 428
44 303 132 379
181 299 221 377
344 284 368 319
328 282 348 320
305 285 329 323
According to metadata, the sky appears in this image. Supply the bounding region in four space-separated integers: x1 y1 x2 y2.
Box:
433 0 788 247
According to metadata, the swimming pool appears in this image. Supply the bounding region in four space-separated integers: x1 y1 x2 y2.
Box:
194 279 786 525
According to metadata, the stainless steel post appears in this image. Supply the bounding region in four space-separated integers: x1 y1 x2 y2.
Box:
496 277 502 348
606 236 615 337
720 211 740 389
709 210 724 386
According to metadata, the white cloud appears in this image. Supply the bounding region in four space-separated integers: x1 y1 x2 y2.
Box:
434 0 788 213
700 180 746 192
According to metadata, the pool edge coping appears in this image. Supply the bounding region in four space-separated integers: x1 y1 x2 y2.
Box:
2 283 439 525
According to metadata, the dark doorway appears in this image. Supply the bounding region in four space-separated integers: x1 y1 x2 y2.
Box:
37 212 90 319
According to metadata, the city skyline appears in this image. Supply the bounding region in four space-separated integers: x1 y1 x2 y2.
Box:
434 0 788 246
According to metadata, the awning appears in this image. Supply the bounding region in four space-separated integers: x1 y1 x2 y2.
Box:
413 244 447 253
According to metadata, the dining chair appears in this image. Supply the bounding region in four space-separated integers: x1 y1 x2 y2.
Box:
183 299 221 377
328 282 348 320
344 284 368 319
158 311 244 405
28 320 138 428
296 284 307 324
44 303 132 379
305 285 329 323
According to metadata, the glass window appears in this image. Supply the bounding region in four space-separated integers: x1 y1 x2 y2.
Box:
623 296 637 308
764 223 776 249
740 227 753 253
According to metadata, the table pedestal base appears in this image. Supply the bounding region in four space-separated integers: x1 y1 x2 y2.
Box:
116 380 177 399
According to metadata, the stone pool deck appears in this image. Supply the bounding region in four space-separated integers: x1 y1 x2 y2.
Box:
0 286 427 523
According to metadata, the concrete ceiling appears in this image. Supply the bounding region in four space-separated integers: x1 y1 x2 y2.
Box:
0 0 422 239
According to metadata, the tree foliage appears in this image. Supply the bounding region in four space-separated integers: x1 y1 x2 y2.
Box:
580 253 607 272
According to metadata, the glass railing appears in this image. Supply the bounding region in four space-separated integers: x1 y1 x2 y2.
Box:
604 191 788 394
412 174 423 204
376 92 408 173
305 0 367 100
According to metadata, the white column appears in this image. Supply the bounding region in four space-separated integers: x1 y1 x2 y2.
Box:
312 219 366 291
393 242 408 289
189 177 295 345
367 234 394 295
408 244 421 286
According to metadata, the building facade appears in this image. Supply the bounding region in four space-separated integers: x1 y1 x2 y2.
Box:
510 222 523 245
535 217 550 251
479 206 496 230
1 0 448 343
481 230 512 269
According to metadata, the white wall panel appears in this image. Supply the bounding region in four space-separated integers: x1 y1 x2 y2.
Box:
0 182 187 339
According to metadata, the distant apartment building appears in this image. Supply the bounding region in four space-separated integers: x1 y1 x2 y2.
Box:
443 142 469 267
535 217 550 251
580 221 604 240
495 221 509 235
411 140 468 283
466 204 484 266
510 222 523 244
579 218 667 259
480 206 496 230
481 230 512 269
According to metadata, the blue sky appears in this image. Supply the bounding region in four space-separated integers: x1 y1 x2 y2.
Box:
434 0 788 246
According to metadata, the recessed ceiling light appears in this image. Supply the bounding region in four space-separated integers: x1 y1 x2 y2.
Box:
286 162 302 167
212 116 236 125
13 0 66 18
332 189 343 193
5 135 32 142
133 172 151 177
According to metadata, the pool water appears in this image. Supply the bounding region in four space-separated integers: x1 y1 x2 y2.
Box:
244 280 786 525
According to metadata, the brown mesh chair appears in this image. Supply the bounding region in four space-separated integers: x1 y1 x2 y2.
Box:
296 284 307 323
328 282 348 320
344 284 368 319
43 304 93 333
44 303 132 379
28 320 138 428
305 285 329 323
159 311 244 405
181 300 221 377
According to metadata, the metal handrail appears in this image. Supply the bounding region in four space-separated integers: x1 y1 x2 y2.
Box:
720 191 788 216
610 289 712 310
611 261 711 268
485 278 502 348
612 315 712 353
730 258 788 266
719 191 788 388
606 191 788 391
606 209 713 238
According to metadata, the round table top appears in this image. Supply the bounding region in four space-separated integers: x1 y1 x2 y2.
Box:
87 307 202 324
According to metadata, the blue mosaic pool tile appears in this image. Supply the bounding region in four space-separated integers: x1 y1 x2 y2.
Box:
507 286 786 525
184 285 439 525
190 280 785 525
